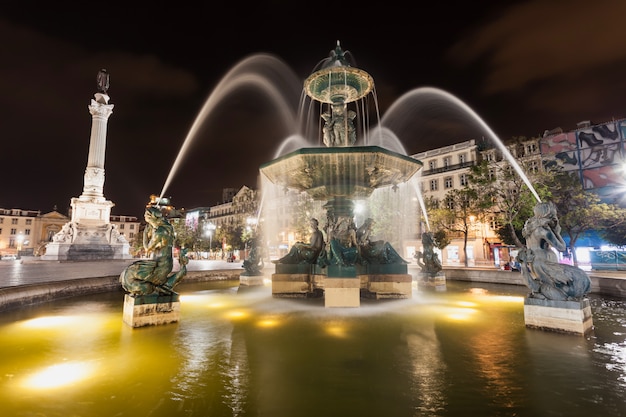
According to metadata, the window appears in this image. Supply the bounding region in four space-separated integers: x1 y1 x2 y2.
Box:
528 160 539 173
129 232 135 239
25 219 32 225
430 179 438 191
459 173 468 186
11 218 18 225
444 176 453 189
428 160 437 170
459 153 466 164
10 228 16 235
130 224 135 230
443 157 451 168
526 143 537 154
25 229 31 235
0 218 3 224
119 223 125 230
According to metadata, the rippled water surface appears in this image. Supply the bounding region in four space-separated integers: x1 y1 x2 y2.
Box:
1 280 625 417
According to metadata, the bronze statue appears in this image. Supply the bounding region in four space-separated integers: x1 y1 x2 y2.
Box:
356 218 406 265
328 217 360 265
242 237 264 275
120 207 188 296
274 218 324 264
321 105 357 147
516 202 590 301
414 231 442 277
97 69 109 94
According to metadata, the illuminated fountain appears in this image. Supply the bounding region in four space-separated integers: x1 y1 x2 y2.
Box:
261 42 422 307
0 43 625 417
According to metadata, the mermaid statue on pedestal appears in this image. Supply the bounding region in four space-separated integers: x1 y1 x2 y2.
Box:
120 207 188 296
516 202 590 301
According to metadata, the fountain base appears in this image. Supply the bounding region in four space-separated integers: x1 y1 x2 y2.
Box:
523 297 594 335
122 293 180 328
271 267 412 304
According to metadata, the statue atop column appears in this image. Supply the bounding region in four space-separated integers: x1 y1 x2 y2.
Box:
97 69 110 94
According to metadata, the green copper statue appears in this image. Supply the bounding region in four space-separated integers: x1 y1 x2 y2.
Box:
120 207 188 296
516 202 590 301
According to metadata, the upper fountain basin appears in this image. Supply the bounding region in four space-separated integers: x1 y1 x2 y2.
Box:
260 145 423 200
304 66 374 104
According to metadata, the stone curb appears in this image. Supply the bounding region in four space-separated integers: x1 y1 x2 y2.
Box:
0 270 243 312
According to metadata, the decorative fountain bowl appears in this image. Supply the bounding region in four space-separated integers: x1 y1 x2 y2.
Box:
259 145 422 201
303 66 374 104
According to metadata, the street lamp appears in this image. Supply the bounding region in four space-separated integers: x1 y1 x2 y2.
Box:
204 222 216 258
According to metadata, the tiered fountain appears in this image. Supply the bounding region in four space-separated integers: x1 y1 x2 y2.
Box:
261 42 422 307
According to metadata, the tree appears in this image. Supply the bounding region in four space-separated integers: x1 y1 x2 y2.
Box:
427 187 482 267
599 207 626 247
545 170 623 266
468 159 545 248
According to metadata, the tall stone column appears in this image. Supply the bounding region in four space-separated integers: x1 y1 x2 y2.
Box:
81 93 113 199
70 77 115 225
43 69 130 261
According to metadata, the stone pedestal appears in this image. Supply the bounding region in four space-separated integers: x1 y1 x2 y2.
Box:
417 272 447 292
272 273 311 297
362 274 412 299
240 273 265 287
325 265 359 307
524 297 593 335
271 264 325 298
122 293 181 328
325 277 360 307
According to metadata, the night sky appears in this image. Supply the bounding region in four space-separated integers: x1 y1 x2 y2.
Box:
2 1 626 217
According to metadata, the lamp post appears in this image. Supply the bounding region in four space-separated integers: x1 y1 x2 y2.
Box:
205 222 216 259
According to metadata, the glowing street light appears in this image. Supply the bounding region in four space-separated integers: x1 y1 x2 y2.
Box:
204 222 216 254
16 232 24 259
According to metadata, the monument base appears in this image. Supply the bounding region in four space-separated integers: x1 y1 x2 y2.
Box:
524 297 593 335
417 272 447 292
325 277 360 307
42 241 130 261
122 293 181 328
42 222 131 261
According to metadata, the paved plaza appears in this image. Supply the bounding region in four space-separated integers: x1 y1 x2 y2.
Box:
0 258 244 289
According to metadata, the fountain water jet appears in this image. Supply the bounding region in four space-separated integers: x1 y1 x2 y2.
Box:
381 87 542 203
158 54 304 201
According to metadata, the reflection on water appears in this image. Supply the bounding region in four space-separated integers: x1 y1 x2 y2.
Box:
0 281 625 416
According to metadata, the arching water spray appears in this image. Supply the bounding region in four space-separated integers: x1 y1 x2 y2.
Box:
382 87 542 203
159 54 302 200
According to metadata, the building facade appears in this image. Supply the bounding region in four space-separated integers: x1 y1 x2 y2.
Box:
0 208 140 259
